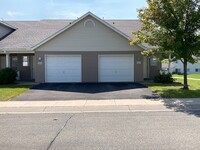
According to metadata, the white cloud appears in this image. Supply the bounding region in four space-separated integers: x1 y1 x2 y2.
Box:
7 11 24 17
52 11 86 19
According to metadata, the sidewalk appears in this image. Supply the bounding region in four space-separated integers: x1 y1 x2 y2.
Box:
0 99 171 113
1 98 200 114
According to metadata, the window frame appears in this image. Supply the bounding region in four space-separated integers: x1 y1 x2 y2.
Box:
22 56 29 67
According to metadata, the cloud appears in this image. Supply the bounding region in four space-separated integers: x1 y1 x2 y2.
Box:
7 11 24 17
52 10 86 19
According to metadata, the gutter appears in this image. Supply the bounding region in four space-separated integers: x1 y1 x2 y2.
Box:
0 48 35 54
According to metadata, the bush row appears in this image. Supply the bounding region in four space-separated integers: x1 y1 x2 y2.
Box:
0 68 17 84
154 73 174 83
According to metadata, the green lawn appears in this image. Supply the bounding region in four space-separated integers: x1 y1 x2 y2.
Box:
0 84 32 101
173 74 200 79
146 74 200 98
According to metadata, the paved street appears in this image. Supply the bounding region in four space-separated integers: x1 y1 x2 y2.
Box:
1 111 200 150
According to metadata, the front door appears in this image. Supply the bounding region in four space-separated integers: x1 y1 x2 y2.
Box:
11 55 32 81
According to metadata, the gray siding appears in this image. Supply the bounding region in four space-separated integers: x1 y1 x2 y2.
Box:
35 51 144 83
10 54 34 81
149 65 161 79
0 55 6 69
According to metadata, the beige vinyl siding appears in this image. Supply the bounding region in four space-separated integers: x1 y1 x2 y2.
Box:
36 16 142 52
0 24 13 39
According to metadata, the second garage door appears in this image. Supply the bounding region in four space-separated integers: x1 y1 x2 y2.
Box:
98 55 134 82
45 55 81 83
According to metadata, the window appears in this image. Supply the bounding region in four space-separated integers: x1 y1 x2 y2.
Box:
150 57 158 66
187 68 190 72
84 19 95 28
195 68 200 72
175 68 181 74
23 56 29 67
12 56 18 67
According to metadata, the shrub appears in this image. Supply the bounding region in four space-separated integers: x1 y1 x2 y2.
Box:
0 68 17 84
154 73 174 83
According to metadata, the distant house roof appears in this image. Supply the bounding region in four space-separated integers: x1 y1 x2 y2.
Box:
0 12 143 52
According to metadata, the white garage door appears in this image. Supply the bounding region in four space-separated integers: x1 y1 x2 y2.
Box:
45 55 81 82
99 55 134 82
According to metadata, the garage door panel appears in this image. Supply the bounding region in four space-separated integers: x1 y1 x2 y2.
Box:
46 55 81 82
99 55 134 82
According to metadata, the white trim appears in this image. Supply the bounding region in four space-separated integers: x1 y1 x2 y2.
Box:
84 19 96 27
0 21 18 30
1 51 34 54
98 54 134 82
44 55 82 83
1 48 34 54
6 53 10 68
138 44 148 50
31 12 141 51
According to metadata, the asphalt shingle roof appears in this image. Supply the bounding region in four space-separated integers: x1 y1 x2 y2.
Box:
0 19 142 51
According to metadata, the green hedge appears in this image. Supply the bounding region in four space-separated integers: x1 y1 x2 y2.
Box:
154 73 174 83
0 68 17 84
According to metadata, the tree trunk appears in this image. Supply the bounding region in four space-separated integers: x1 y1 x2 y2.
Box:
183 59 189 90
168 61 171 74
168 54 171 74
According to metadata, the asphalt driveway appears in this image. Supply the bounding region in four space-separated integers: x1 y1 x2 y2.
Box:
11 83 159 101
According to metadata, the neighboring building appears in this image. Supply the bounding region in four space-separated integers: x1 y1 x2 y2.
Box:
162 60 200 74
0 12 161 83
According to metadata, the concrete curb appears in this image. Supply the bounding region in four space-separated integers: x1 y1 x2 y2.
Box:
0 98 200 113
0 99 164 107
0 105 173 114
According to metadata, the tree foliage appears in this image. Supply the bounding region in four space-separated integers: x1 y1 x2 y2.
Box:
131 0 200 89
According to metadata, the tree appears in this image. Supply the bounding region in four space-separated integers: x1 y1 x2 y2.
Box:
161 53 176 73
130 0 200 89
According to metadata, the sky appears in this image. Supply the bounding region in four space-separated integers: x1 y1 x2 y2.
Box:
0 0 147 21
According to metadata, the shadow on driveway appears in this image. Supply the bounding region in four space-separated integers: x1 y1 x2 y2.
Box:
32 83 147 93
11 83 160 101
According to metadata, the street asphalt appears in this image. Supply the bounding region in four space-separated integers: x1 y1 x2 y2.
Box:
0 112 200 150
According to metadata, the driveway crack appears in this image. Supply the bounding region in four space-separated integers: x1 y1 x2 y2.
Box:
46 114 75 150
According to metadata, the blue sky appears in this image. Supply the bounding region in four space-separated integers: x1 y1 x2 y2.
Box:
0 0 147 20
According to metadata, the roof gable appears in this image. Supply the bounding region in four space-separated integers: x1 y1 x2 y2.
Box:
0 13 147 52
31 12 132 50
35 15 143 52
